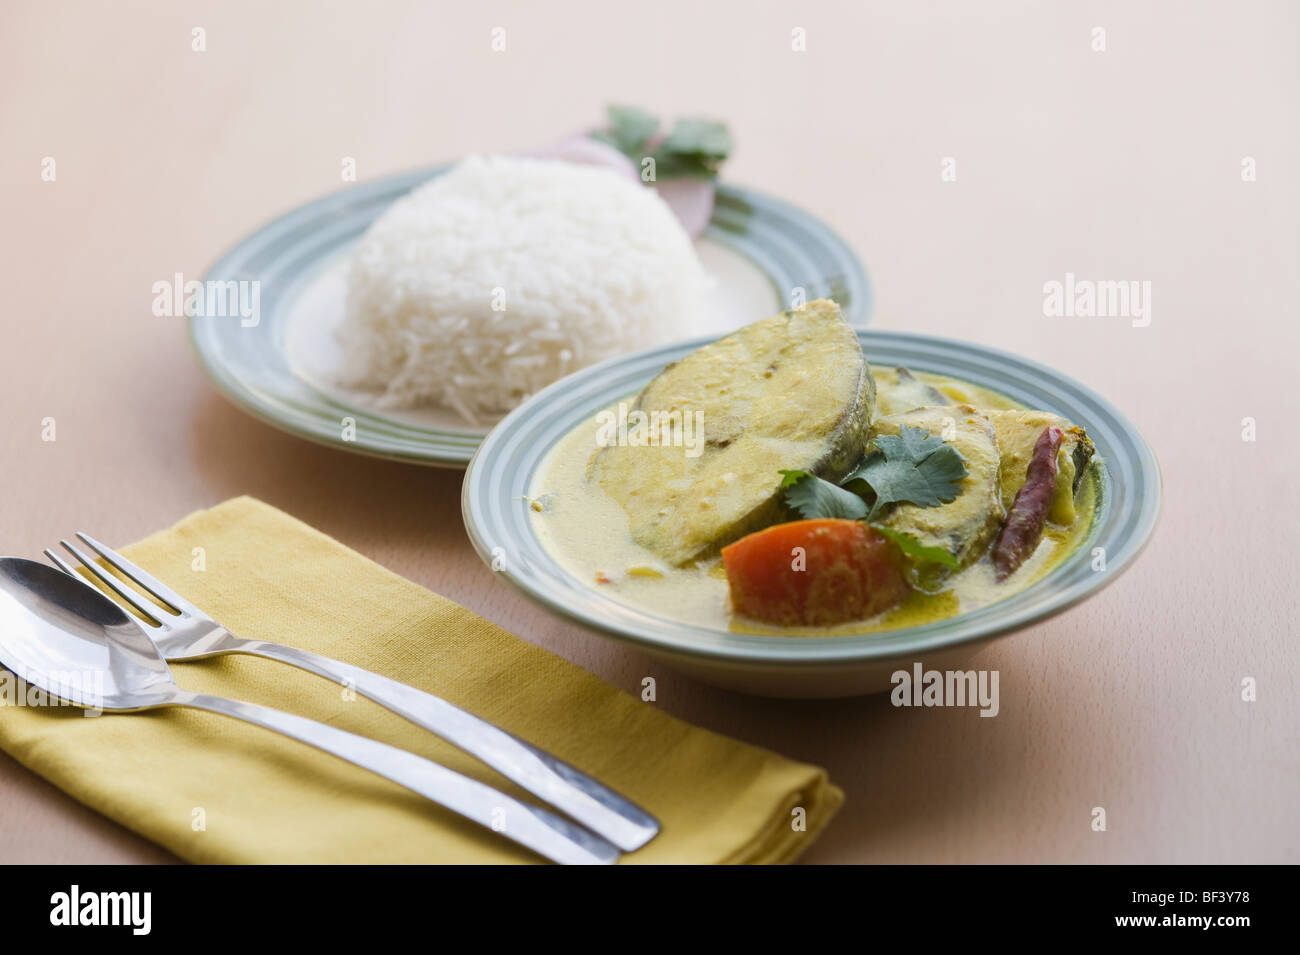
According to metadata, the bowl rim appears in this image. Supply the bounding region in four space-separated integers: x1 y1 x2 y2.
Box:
462 328 1163 667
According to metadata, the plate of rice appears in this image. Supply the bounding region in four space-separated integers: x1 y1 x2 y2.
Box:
189 155 871 466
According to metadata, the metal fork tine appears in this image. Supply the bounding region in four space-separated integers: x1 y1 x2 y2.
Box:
43 548 82 581
74 531 191 615
57 539 167 628
44 546 134 610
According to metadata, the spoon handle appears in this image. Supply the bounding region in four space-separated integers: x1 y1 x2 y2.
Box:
177 691 619 865
226 639 658 851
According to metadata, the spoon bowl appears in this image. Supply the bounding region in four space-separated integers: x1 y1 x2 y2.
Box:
0 558 176 709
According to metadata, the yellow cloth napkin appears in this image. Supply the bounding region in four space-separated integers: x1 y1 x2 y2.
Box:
0 497 842 863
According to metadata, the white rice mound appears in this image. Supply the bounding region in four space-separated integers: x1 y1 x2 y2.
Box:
335 155 709 422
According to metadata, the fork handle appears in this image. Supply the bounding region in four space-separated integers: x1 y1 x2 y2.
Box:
227 640 658 852
175 691 618 865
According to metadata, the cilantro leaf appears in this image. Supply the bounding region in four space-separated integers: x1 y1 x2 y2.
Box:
844 424 967 519
654 118 732 178
778 469 810 489
870 425 949 464
776 425 967 532
849 454 964 515
661 117 732 158
778 469 868 520
590 106 732 181
869 525 959 570
591 105 660 155
774 472 959 569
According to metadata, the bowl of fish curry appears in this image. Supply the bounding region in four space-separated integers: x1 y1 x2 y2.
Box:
464 299 1160 696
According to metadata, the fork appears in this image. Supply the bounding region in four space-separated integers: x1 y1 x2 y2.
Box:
46 532 658 853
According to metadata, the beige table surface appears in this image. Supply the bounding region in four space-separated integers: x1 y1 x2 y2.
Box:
1 0 1297 864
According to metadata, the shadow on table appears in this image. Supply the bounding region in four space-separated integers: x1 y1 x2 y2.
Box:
187 389 465 555
622 634 1123 864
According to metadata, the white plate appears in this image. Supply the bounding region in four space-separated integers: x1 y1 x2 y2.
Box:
189 167 872 466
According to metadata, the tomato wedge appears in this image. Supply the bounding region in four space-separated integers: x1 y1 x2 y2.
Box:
721 519 910 627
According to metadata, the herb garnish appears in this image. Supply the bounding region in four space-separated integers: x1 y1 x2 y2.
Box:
591 105 732 180
779 469 869 520
844 425 967 519
777 425 968 570
869 524 960 570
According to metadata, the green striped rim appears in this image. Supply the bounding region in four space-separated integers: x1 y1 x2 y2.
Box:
462 330 1162 665
188 166 872 467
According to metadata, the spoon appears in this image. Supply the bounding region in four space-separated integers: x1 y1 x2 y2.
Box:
0 557 618 864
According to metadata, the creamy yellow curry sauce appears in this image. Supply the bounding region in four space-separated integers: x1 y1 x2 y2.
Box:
528 367 1099 637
